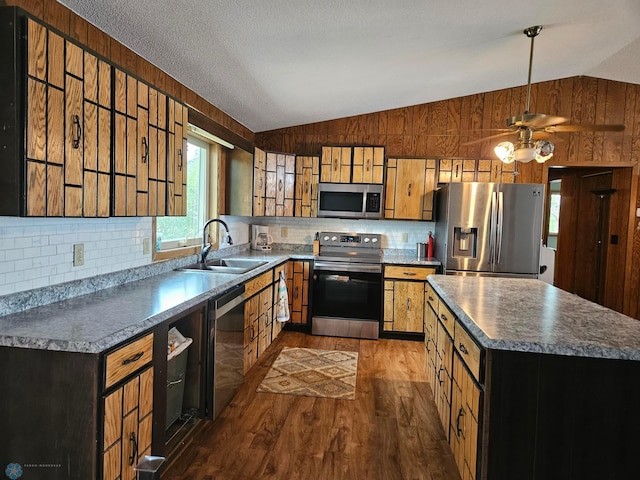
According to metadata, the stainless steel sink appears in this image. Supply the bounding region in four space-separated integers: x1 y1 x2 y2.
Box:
176 257 268 275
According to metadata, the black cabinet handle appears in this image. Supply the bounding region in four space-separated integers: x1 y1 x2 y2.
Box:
459 342 469 355
142 136 149 163
128 431 138 466
440 313 448 322
437 366 444 385
456 407 465 437
72 115 82 149
122 351 144 365
178 148 183 171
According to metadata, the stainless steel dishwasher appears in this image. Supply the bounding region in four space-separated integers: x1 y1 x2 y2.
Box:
206 285 245 419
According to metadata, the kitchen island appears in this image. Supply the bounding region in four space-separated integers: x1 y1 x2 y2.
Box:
426 275 640 480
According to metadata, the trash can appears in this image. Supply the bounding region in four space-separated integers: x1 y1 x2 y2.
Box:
166 328 192 428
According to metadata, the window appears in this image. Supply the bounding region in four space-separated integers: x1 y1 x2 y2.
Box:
546 179 561 249
155 132 221 256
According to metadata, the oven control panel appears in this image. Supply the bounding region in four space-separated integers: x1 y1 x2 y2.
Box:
318 232 381 248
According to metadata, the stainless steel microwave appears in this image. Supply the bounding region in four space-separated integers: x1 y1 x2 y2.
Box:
317 183 384 219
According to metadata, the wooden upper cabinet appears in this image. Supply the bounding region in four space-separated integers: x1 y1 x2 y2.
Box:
166 97 188 216
352 146 384 184
438 158 515 184
3 13 112 217
260 151 295 217
320 145 384 184
385 158 436 220
253 147 266 216
295 155 319 217
113 67 175 217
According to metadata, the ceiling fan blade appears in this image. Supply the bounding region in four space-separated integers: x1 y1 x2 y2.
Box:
508 113 570 129
545 124 626 133
462 131 515 146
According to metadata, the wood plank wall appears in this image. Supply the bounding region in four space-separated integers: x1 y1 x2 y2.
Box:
256 76 640 320
3 0 255 145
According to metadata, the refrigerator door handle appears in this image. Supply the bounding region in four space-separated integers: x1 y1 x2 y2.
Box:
497 191 504 264
490 191 497 265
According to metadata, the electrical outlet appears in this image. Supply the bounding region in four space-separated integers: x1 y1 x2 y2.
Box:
401 233 408 243
143 238 150 255
281 227 288 238
73 243 84 267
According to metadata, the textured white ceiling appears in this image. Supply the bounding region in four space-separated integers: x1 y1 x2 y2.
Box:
59 0 640 133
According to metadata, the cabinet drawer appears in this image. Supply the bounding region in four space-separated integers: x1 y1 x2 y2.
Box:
454 321 482 382
245 270 273 297
385 265 436 280
425 282 438 312
105 332 154 389
438 301 456 337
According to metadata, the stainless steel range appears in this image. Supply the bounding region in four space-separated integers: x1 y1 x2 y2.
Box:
311 231 382 340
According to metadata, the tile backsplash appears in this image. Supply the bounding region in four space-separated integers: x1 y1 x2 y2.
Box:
237 216 435 250
0 214 433 298
0 216 153 296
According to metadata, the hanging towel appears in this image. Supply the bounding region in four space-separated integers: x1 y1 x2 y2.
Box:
276 270 290 323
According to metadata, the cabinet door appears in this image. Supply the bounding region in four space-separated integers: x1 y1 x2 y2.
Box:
286 260 310 324
24 20 111 218
102 366 153 480
166 98 188 216
435 321 453 438
450 353 481 480
424 301 438 396
385 158 425 220
295 155 319 217
253 148 266 216
384 280 425 333
320 146 351 183
243 294 259 373
264 152 277 216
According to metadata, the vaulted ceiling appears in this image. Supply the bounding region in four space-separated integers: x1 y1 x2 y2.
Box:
59 0 640 133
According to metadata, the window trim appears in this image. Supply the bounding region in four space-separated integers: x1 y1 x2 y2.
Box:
153 133 223 262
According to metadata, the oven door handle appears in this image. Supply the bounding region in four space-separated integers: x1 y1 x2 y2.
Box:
314 261 382 274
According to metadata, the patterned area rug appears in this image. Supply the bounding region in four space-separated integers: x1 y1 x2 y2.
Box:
256 347 358 400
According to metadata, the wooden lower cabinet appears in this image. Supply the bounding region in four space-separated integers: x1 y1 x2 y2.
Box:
383 266 436 333
450 354 480 480
426 285 480 479
102 366 154 480
286 260 310 325
243 265 288 374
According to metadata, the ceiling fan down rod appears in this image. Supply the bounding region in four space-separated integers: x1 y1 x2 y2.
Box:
524 25 543 114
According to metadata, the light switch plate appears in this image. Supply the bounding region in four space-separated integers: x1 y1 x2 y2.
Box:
401 233 408 243
143 238 150 255
281 227 288 238
73 244 84 267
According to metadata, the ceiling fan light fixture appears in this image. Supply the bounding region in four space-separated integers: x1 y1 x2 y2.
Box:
514 146 536 163
495 141 515 164
534 139 554 163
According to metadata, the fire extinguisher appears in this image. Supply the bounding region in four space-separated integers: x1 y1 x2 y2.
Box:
427 231 434 258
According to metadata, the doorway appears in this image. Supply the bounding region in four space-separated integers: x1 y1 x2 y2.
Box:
547 167 632 311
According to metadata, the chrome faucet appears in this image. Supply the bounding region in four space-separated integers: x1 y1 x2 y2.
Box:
201 218 233 265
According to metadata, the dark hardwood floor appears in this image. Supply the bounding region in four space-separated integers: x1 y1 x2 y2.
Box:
163 331 461 480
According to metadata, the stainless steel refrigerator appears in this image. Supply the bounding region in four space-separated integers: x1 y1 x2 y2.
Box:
434 182 545 277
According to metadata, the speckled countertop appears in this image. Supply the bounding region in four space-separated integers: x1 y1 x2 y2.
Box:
0 251 311 354
428 275 640 361
0 246 438 355
382 249 441 267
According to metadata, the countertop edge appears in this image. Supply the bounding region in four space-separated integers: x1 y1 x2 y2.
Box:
427 275 640 361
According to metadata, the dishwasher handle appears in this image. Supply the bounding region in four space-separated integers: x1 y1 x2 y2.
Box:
215 288 245 317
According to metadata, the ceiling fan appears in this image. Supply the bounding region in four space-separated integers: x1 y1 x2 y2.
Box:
474 25 625 164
